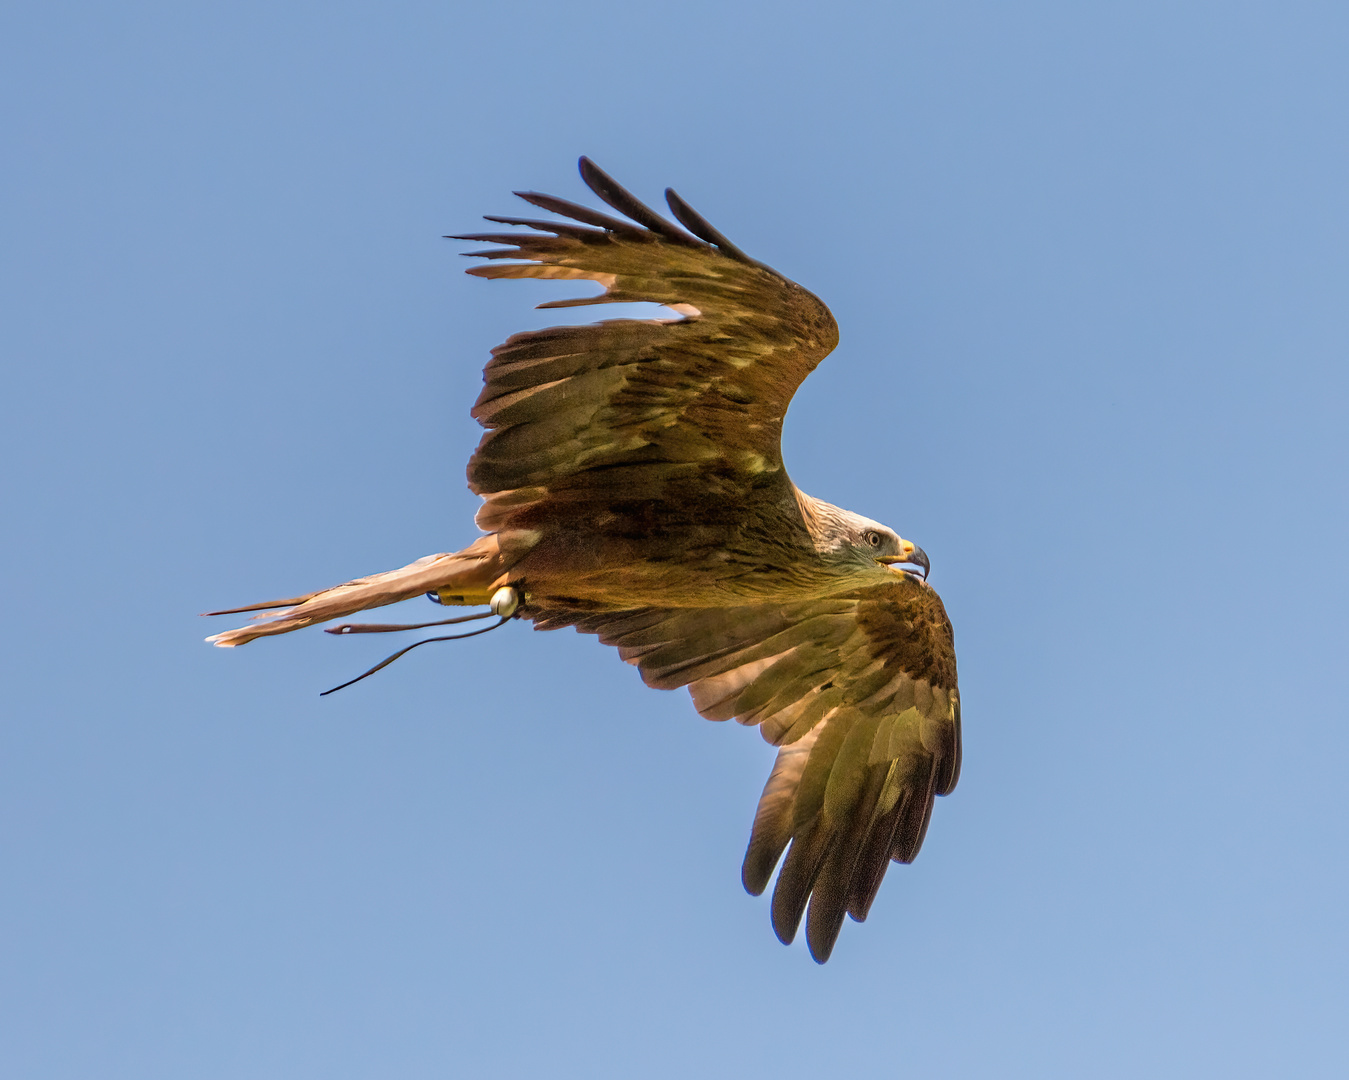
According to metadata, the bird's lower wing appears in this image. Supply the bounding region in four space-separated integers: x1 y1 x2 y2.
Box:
550 576 959 962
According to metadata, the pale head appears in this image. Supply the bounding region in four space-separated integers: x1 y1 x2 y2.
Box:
804 498 930 581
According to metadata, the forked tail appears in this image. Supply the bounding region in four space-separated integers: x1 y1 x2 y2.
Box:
204 535 509 647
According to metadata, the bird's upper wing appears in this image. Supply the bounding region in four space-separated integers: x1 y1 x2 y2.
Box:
545 574 960 963
457 158 839 535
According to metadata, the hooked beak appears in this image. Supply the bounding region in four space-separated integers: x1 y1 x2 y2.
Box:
878 542 930 580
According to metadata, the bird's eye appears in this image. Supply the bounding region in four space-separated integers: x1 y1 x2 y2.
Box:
865 530 882 547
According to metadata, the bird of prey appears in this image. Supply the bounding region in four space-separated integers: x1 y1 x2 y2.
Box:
206 158 960 963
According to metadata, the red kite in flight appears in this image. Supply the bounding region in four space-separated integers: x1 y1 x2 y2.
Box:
206 159 960 962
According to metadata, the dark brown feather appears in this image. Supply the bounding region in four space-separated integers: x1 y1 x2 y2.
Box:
742 726 819 895
771 820 832 946
663 186 755 263
934 697 963 796
578 157 701 247
511 189 647 237
480 214 607 240
891 770 938 864
804 763 889 961
845 786 910 922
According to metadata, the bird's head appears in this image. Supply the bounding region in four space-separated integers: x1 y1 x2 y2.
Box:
797 495 930 581
836 512 930 581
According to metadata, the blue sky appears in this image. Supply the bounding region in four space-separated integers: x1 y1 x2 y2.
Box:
4 2 1348 1076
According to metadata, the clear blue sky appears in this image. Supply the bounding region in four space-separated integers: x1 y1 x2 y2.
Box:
4 2 1347 1076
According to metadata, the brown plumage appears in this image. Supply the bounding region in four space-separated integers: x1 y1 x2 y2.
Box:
205 158 960 963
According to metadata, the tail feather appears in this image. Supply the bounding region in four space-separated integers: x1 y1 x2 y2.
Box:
205 536 508 647
202 597 318 617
